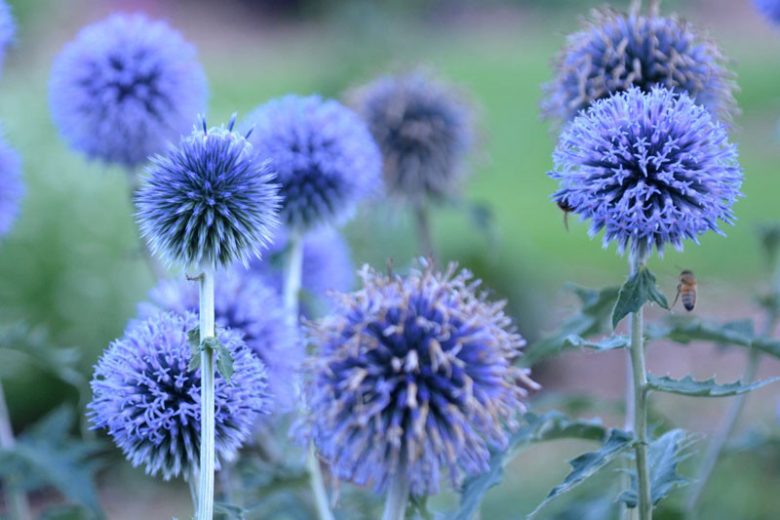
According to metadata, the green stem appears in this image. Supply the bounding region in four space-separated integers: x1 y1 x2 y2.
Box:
197 267 216 520
382 473 410 520
283 232 304 325
307 446 334 520
413 202 436 262
628 251 652 520
0 380 33 520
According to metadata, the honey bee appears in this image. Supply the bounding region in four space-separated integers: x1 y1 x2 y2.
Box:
673 270 697 312
557 200 574 231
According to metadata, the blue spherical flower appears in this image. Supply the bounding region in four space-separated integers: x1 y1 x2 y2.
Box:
88 311 269 480
0 0 15 72
0 133 22 238
350 72 473 203
755 0 780 24
136 116 280 268
543 9 737 123
304 262 538 496
243 95 381 231
139 269 301 411
250 226 354 300
49 13 207 167
550 87 742 255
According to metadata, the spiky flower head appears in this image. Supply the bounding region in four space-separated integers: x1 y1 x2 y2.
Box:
250 226 354 300
0 133 22 238
49 13 207 167
550 87 742 256
243 95 381 232
0 0 15 72
88 311 269 480
304 261 538 496
139 269 301 411
350 72 473 204
136 116 280 268
755 0 780 25
543 9 737 123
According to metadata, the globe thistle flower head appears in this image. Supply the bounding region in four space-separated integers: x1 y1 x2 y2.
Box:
304 261 538 496
49 13 207 167
243 95 381 232
543 9 737 123
350 72 473 204
549 87 742 256
139 269 301 411
0 133 22 238
0 0 15 72
88 311 269 480
136 115 281 268
755 0 780 25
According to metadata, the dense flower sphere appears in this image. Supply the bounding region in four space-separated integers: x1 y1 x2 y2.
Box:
350 72 473 203
543 9 737 123
0 133 22 238
88 312 269 480
250 226 354 299
304 262 538 496
755 0 780 24
0 0 14 72
139 269 300 411
49 13 207 167
243 95 381 231
550 87 742 255
136 116 280 268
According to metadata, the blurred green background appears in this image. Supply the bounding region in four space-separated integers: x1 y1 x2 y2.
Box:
1 0 779 518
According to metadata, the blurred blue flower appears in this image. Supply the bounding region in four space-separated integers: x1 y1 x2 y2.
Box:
303 262 538 496
49 13 207 167
0 132 22 238
250 226 354 301
755 0 780 24
243 95 381 231
135 116 280 268
350 72 473 203
0 0 15 72
550 87 742 255
89 311 269 480
140 268 301 411
543 9 737 123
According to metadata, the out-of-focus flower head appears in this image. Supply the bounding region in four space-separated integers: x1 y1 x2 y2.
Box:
755 0 780 25
550 87 742 256
49 13 207 167
88 311 268 480
0 0 15 72
0 132 22 238
303 261 538 496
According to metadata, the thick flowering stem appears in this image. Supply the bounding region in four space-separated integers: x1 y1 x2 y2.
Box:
197 266 216 520
307 446 334 520
414 202 436 262
382 473 410 520
628 251 652 520
0 381 33 520
283 232 304 325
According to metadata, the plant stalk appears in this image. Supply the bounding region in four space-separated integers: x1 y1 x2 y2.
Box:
413 202 436 262
197 267 216 520
283 232 304 325
628 251 652 520
382 473 410 520
0 380 33 520
307 446 334 520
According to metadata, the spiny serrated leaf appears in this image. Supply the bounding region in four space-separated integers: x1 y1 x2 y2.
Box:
562 334 629 351
216 342 235 384
647 374 780 397
612 268 669 328
621 429 693 507
524 285 620 365
187 327 200 351
451 412 610 520
214 502 245 520
528 429 634 518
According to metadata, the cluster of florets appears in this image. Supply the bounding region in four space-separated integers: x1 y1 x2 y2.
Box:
88 312 269 480
351 72 473 204
135 116 280 268
549 87 742 255
543 9 737 123
303 262 538 496
49 13 207 167
243 95 381 232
